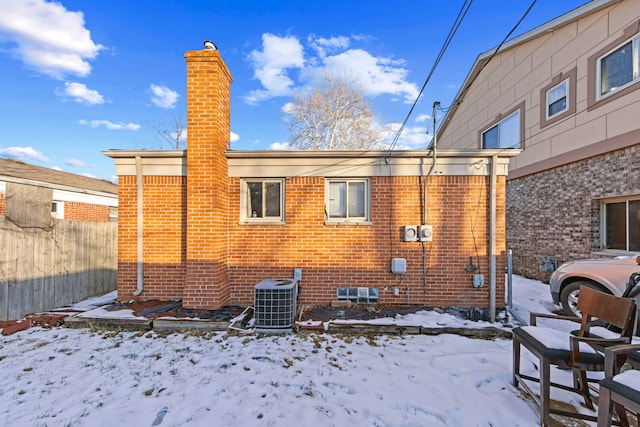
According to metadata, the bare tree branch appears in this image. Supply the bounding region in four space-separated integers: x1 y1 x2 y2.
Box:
286 75 385 150
148 114 186 150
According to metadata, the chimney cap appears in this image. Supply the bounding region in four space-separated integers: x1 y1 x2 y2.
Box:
204 40 218 50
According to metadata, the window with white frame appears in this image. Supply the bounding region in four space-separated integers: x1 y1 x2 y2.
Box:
481 110 520 149
546 79 569 119
240 179 284 223
326 178 370 223
51 201 64 219
597 35 640 100
603 197 640 252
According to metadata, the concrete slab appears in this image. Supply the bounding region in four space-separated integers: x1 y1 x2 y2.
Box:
152 318 229 333
63 315 152 331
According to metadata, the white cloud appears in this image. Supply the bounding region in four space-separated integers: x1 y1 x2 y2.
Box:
320 49 418 103
150 84 179 109
269 142 291 150
308 34 350 58
244 33 305 104
0 146 49 162
381 123 432 150
78 119 140 131
56 82 104 105
0 0 103 79
415 114 431 123
230 131 239 143
65 158 87 167
244 33 419 105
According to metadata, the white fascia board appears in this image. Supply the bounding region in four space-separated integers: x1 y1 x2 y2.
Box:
52 189 117 207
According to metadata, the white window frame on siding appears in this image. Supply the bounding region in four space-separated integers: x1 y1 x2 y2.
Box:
602 196 640 253
240 178 285 224
481 110 521 149
325 178 371 224
596 35 640 101
545 79 569 120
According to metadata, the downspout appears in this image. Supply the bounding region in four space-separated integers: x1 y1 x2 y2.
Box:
489 155 498 322
134 155 144 296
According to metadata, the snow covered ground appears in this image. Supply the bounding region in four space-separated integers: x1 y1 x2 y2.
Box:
0 276 598 426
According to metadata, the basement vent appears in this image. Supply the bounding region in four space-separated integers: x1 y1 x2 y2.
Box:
336 287 379 304
254 279 298 332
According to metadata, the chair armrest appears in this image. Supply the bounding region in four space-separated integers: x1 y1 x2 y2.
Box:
529 312 579 326
569 336 631 365
603 343 640 376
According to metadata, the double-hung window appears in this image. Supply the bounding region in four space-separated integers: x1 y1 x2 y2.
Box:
597 35 640 100
241 179 284 223
481 110 521 149
326 178 370 223
602 197 640 252
546 79 569 120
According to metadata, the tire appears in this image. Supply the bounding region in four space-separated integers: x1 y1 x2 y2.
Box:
560 281 609 317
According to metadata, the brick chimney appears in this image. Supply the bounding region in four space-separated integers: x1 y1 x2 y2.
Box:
183 43 233 309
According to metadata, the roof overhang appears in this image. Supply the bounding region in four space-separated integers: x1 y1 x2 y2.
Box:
104 149 521 178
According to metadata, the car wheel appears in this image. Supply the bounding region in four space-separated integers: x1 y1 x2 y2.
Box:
560 281 609 317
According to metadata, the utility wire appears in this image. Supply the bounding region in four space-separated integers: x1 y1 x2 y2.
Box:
453 0 538 106
385 0 474 156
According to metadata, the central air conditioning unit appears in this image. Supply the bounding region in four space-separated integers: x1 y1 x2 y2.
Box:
253 278 298 332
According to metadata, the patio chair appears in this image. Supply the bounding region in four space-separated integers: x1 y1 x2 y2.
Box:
597 344 640 427
512 286 637 426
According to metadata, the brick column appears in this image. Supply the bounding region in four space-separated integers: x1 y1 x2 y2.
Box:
183 47 233 309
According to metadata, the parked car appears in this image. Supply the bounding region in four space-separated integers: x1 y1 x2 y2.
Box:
549 255 640 316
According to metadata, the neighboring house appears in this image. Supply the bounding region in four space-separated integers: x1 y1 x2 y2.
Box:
0 157 118 222
105 46 519 320
436 0 640 281
0 158 118 321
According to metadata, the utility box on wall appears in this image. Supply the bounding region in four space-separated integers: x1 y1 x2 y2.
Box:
391 258 407 274
403 225 418 242
418 225 433 242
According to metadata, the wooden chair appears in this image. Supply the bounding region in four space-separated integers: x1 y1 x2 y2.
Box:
513 286 637 426
597 344 640 427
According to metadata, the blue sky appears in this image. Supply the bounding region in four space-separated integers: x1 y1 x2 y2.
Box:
0 0 588 182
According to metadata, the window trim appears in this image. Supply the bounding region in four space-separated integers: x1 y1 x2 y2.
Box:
596 37 639 101
540 68 576 128
239 178 285 224
600 195 640 253
588 19 640 110
324 178 371 225
51 201 64 219
479 102 524 149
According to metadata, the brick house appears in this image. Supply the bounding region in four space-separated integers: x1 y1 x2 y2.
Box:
0 157 117 222
105 47 519 319
436 0 640 281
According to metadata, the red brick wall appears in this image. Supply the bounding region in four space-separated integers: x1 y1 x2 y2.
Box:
227 175 505 308
64 202 110 222
116 175 187 301
117 173 505 309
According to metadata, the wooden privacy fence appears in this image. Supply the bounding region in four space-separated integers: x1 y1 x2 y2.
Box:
0 218 117 321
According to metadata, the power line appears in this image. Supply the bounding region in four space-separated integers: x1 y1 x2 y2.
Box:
453 0 538 107
385 0 474 155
